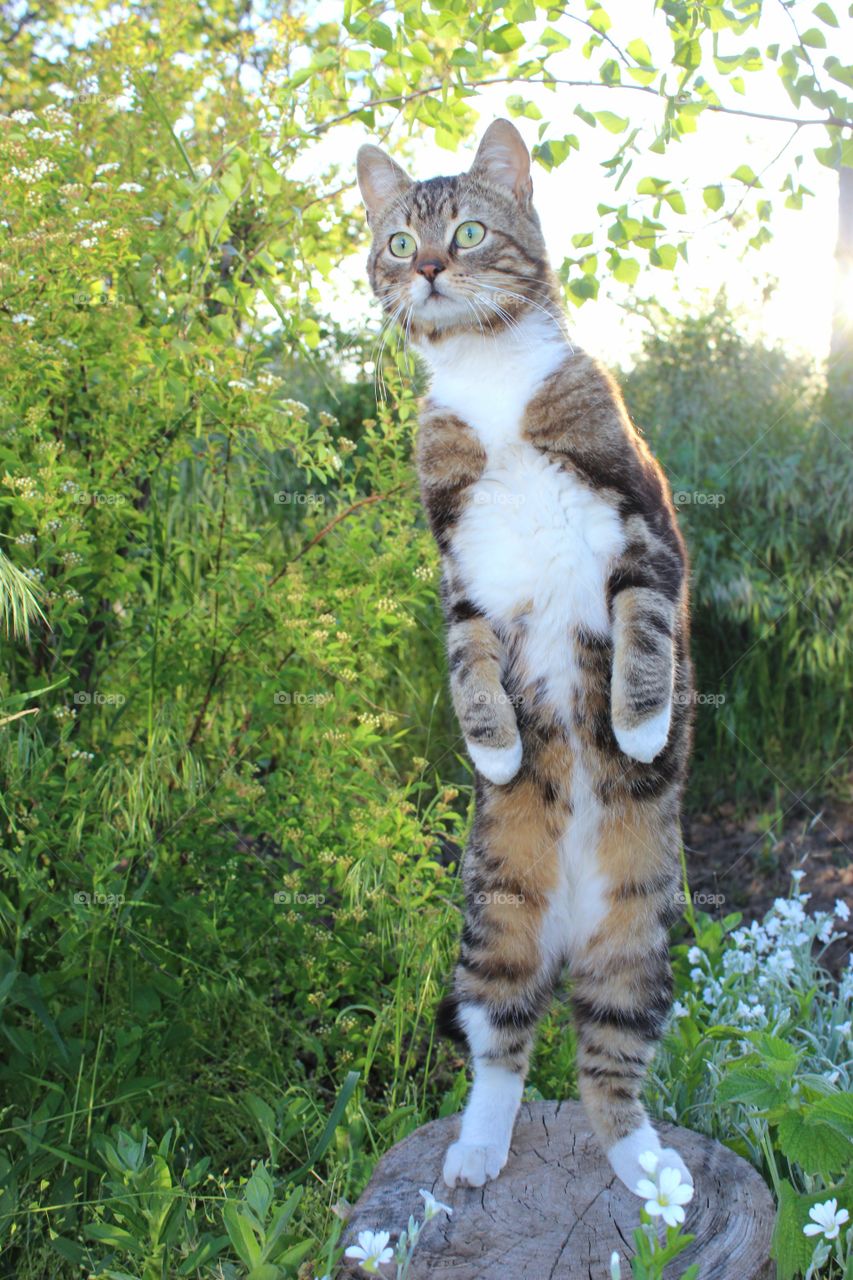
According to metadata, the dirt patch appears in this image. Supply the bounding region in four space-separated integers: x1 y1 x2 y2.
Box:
684 797 853 973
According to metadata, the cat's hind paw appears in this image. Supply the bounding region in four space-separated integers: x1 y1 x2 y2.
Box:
465 736 522 785
442 1140 507 1189
608 1122 693 1199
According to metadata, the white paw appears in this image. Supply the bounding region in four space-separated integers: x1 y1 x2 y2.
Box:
608 1122 693 1197
465 736 522 785
613 703 672 763
442 1140 508 1188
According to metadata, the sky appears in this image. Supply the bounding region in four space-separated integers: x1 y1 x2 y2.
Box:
300 0 848 368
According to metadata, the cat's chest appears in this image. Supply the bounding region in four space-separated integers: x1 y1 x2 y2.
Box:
451 440 624 635
421 318 625 636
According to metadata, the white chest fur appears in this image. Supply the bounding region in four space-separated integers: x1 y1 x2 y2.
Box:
418 316 625 710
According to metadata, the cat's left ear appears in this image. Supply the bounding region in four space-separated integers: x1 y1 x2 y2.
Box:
470 118 533 203
356 145 413 223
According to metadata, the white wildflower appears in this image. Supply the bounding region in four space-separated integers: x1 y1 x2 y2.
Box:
803 1199 849 1241
834 899 850 922
671 1001 689 1019
418 1188 452 1221
687 946 704 965
610 1250 622 1280
344 1228 394 1269
12 313 35 324
117 181 144 192
635 1163 693 1228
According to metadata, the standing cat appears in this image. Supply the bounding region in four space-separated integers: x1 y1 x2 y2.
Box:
357 119 694 1198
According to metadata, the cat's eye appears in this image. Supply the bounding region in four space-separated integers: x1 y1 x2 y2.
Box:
389 231 417 258
454 221 486 248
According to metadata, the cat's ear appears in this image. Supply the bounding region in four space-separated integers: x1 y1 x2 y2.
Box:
356 145 413 222
470 118 532 202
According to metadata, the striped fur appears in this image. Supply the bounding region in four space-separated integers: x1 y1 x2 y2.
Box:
357 120 694 1195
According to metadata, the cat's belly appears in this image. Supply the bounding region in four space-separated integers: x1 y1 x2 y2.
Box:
451 440 624 713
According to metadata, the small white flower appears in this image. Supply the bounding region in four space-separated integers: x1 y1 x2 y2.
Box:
118 181 143 192
636 1164 693 1228
690 966 703 983
419 1188 452 1220
791 869 806 883
818 918 835 945
834 899 850 922
12 313 35 324
671 1001 689 1019
803 1199 849 1241
638 1150 659 1175
687 946 704 965
610 1250 622 1280
344 1228 394 1269
836 1021 851 1037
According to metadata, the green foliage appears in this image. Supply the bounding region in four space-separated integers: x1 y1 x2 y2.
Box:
623 297 853 806
0 3 850 1278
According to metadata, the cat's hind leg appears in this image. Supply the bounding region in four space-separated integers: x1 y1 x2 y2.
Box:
438 772 566 1189
570 803 693 1197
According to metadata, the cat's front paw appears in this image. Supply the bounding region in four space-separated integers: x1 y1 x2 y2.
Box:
442 1140 508 1188
465 736 522 785
613 703 672 764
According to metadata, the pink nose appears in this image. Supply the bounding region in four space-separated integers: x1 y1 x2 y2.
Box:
417 258 445 283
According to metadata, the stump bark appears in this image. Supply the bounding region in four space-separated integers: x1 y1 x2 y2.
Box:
342 1101 775 1280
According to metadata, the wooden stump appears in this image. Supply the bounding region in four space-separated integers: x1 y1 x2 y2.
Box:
342 1101 775 1279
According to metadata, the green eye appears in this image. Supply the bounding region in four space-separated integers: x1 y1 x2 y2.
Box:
389 232 416 258
454 221 485 248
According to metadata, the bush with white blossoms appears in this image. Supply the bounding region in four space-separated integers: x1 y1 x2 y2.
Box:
650 874 852 1279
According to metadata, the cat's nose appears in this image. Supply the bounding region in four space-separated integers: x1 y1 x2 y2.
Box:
416 258 445 283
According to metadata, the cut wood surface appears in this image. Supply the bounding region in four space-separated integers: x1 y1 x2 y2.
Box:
342 1101 775 1279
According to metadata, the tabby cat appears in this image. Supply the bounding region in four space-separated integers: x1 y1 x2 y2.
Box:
357 119 694 1198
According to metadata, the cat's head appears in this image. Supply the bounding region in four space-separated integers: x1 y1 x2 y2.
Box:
356 119 556 340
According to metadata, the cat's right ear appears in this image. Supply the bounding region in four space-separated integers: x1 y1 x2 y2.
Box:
356 145 413 223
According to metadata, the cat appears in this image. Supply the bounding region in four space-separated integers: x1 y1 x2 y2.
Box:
356 118 694 1199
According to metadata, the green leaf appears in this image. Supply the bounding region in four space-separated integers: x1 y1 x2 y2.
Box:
812 1092 853 1139
799 26 827 45
731 163 760 186
813 2 839 24
612 256 640 284
365 20 393 51
703 185 725 211
777 1109 852 1176
594 110 629 134
626 37 653 67
486 23 524 53
223 1204 263 1268
650 243 678 269
717 1066 788 1109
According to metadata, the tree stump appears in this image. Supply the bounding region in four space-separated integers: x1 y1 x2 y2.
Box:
341 1101 775 1279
